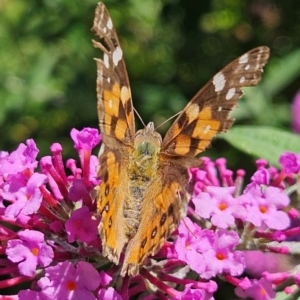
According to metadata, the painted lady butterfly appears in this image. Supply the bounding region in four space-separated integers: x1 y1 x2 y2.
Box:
92 2 270 276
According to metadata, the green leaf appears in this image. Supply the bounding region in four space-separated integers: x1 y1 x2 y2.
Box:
275 290 294 300
263 48 300 97
219 126 300 166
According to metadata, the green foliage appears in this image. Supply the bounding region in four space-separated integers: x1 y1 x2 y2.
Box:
0 0 300 166
219 126 300 167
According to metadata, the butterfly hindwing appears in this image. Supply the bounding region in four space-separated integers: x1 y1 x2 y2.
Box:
121 165 188 276
161 46 270 157
97 148 128 265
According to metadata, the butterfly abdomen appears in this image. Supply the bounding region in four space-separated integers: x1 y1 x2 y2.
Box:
123 184 145 238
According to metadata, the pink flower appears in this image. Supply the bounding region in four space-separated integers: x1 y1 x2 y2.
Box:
201 229 245 279
38 261 100 300
193 186 247 228
18 290 44 299
68 178 91 202
70 128 101 184
244 168 270 193
4 173 47 221
65 206 98 244
6 229 54 276
244 251 294 277
71 128 101 151
279 152 300 174
98 271 113 287
0 139 38 175
98 287 122 300
174 217 208 274
175 283 214 300
235 277 276 300
0 127 297 299
238 186 290 230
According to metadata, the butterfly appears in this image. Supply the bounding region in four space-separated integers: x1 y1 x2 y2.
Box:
92 2 270 277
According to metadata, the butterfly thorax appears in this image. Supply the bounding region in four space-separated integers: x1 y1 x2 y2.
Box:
127 122 162 178
124 122 162 238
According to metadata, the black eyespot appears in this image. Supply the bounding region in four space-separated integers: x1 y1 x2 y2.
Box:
151 227 157 239
160 213 167 226
125 98 132 116
105 203 109 212
105 184 110 196
177 112 189 129
103 171 109 183
141 238 147 248
168 204 174 216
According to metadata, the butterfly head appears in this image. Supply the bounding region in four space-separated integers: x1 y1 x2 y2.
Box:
134 122 162 152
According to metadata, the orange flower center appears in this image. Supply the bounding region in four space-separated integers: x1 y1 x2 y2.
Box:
66 281 77 291
23 168 32 179
216 252 225 260
31 247 39 256
259 287 267 295
259 205 268 213
218 202 227 211
185 241 191 249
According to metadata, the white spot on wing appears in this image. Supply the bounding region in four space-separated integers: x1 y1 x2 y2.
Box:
103 54 109 68
108 99 113 108
107 77 111 83
239 76 245 84
112 47 123 67
204 125 211 134
255 53 262 71
218 106 222 111
257 54 262 62
107 18 113 30
226 88 235 100
245 64 250 70
239 53 249 64
186 103 200 120
213 72 226 92
97 67 103 82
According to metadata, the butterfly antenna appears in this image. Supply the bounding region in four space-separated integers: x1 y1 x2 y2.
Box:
182 217 197 238
155 111 181 130
133 107 146 128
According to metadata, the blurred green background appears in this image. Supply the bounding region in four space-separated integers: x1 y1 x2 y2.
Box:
1 0 300 168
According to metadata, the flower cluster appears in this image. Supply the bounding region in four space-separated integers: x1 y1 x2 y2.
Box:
0 127 300 299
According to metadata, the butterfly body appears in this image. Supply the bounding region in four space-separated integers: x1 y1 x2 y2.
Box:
125 123 162 237
93 2 270 276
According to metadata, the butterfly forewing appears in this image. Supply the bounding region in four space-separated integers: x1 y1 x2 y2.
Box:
161 46 270 157
92 2 135 145
93 3 136 271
